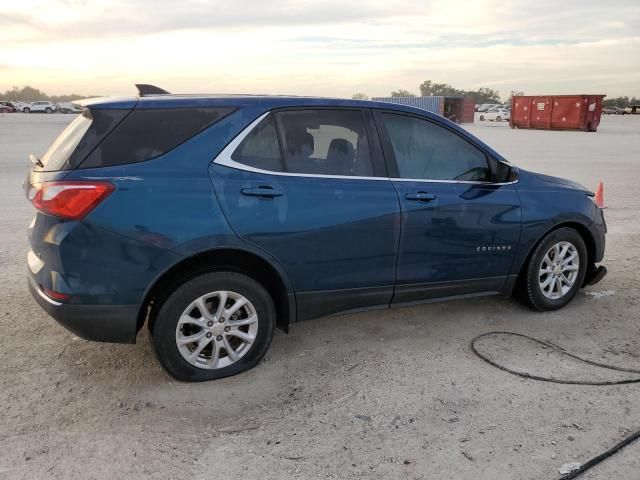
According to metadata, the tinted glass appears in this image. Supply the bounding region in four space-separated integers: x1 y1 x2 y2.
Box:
231 115 283 171
38 110 93 171
64 109 130 170
80 107 234 168
276 109 373 176
382 113 490 181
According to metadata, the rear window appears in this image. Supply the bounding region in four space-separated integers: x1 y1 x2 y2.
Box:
80 107 234 169
39 111 93 171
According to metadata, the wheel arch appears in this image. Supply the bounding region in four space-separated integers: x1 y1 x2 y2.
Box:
513 221 596 289
138 247 295 336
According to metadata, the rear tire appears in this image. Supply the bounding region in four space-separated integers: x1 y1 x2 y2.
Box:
517 227 588 311
479 115 485 121
23 107 30 113
45 107 52 113
496 116 502 122
151 271 276 381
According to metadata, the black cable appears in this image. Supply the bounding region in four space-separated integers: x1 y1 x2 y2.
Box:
470 331 640 478
471 331 640 385
559 429 640 479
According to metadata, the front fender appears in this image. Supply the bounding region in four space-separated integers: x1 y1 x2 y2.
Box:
512 171 599 276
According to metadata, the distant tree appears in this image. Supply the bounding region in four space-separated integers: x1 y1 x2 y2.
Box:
391 89 417 97
465 87 502 104
507 90 524 104
602 96 639 108
352 93 369 100
1 86 97 102
419 80 465 97
2 85 47 101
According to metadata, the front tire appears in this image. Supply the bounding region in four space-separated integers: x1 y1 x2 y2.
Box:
151 272 276 381
23 107 30 113
479 115 485 121
517 227 588 311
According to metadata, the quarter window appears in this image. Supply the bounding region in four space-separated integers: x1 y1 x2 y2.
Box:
382 113 490 181
231 115 283 171
81 107 234 168
275 110 373 177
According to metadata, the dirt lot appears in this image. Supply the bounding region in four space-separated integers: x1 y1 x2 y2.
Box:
1 112 639 479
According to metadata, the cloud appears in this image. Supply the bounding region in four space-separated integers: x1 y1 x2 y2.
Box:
0 0 638 97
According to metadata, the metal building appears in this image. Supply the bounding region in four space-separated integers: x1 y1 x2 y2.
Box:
371 96 475 123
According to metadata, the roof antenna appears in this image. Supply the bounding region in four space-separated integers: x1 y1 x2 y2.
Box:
135 84 171 96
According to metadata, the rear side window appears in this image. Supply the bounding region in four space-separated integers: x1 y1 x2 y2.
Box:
275 109 373 176
382 113 490 181
231 115 283 171
80 107 234 168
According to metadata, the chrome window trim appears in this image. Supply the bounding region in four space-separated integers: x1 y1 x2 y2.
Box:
213 111 518 185
213 112 387 181
389 177 519 186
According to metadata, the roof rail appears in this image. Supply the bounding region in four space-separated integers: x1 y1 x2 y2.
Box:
135 84 171 96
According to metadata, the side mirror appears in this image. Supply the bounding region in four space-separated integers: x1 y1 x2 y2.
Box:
491 159 517 183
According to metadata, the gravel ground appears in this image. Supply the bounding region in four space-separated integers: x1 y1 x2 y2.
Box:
1 112 639 479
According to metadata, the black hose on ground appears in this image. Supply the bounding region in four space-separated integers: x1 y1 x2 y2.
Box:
471 331 640 385
470 331 640 478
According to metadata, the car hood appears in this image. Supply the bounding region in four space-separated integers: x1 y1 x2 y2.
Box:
520 170 591 193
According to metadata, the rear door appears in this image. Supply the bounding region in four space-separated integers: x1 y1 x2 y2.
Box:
210 108 400 320
373 110 522 304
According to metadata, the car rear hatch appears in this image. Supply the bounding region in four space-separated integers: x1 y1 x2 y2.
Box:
25 97 138 301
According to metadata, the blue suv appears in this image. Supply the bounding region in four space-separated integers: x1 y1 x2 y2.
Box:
26 85 607 381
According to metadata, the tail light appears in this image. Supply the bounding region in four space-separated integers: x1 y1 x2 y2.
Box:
29 181 115 220
40 285 71 302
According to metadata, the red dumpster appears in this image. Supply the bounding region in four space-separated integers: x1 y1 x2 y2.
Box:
510 94 605 132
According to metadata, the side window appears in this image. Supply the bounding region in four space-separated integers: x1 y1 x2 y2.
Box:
381 113 490 181
232 115 283 171
275 109 373 177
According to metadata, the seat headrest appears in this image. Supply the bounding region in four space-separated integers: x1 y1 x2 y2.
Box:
327 138 355 159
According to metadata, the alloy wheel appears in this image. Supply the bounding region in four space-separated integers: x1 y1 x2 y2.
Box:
538 241 580 300
175 290 258 369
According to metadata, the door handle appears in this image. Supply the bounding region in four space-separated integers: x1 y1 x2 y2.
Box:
405 192 437 202
241 186 283 198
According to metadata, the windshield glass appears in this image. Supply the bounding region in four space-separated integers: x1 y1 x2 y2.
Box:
38 110 92 171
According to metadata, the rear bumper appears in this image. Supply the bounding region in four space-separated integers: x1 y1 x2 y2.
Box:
28 276 139 344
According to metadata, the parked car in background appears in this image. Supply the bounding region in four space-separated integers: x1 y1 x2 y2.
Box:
624 105 640 114
602 106 625 115
25 85 607 381
8 101 29 112
477 103 501 112
57 103 83 114
0 101 16 113
24 101 58 113
479 107 510 122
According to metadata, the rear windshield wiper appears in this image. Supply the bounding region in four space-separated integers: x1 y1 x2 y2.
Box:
29 154 44 168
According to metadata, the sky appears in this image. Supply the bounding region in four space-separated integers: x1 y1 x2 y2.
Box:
1 0 639 100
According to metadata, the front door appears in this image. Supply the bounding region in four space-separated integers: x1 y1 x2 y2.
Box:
373 110 522 304
210 108 400 320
